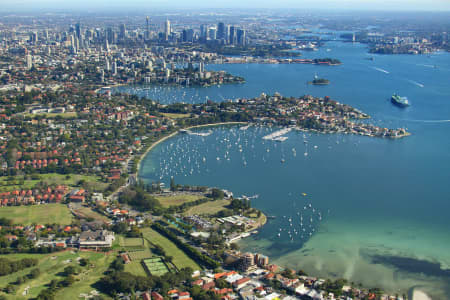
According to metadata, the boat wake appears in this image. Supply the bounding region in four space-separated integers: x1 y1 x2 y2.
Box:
417 64 435 68
372 67 390 74
408 80 424 88
404 119 450 123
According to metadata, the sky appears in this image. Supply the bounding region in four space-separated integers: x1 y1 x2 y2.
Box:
1 0 450 11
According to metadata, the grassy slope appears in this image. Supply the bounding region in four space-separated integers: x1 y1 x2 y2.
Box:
155 194 204 208
0 174 107 193
0 250 115 299
0 204 73 225
71 205 110 223
141 228 200 271
183 199 231 216
161 113 190 119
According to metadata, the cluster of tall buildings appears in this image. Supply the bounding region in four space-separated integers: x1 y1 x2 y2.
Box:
20 18 247 54
198 22 246 45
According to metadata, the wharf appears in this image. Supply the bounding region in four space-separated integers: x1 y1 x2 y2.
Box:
262 127 292 141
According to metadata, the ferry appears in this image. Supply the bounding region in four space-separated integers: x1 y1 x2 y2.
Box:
391 94 410 107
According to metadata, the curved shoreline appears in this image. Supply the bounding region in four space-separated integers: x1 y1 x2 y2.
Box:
135 121 248 179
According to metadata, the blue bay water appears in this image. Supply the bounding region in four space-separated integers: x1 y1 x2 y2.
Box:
132 42 450 297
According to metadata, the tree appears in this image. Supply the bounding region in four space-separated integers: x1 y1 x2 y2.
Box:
110 257 124 271
230 243 239 250
63 266 78 276
59 275 75 287
79 258 89 267
112 222 127 234
211 188 224 199
28 268 41 279
170 177 176 191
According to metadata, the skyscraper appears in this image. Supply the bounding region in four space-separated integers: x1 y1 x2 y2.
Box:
164 19 171 41
106 27 114 44
105 58 110 71
120 24 126 39
182 29 194 43
31 32 38 44
146 16 150 40
75 23 81 39
225 25 231 44
217 22 225 40
104 39 109 52
112 60 117 76
200 24 208 41
229 26 236 45
26 54 32 70
209 28 217 40
237 28 246 46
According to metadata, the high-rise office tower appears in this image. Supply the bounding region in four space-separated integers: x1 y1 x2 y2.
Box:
112 60 117 75
217 22 225 40
229 26 236 45
182 29 194 42
209 28 217 40
105 58 110 71
225 25 231 44
31 32 38 43
200 24 208 41
106 27 114 44
237 28 246 46
164 19 171 41
146 16 150 39
120 24 126 39
26 54 33 70
104 39 109 52
75 23 81 39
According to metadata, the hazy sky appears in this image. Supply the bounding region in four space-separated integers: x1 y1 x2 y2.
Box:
2 0 450 11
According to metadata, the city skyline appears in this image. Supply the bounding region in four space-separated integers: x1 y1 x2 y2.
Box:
2 0 450 12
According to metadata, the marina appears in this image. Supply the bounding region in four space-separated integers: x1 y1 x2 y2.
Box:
138 40 450 298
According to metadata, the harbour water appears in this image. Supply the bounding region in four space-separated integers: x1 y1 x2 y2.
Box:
134 40 450 297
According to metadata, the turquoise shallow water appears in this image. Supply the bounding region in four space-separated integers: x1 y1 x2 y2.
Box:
134 41 450 297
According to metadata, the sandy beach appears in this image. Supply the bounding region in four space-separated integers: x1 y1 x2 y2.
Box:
411 289 432 300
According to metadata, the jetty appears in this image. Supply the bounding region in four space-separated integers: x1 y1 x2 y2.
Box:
262 127 292 141
179 129 213 137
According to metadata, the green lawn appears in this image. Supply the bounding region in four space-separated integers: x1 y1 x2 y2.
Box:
72 205 110 223
24 112 78 119
183 199 231 216
117 236 145 250
161 113 190 119
0 204 73 225
54 251 115 300
128 249 152 261
0 174 107 193
124 260 147 277
141 228 200 271
155 194 204 208
0 250 115 299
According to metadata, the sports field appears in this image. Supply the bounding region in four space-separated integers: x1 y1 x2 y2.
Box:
0 204 73 225
118 237 145 249
183 199 230 216
143 257 169 276
155 194 204 208
141 228 200 270
128 249 152 261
